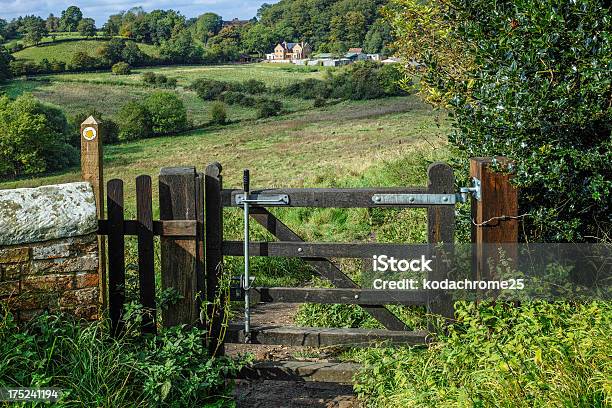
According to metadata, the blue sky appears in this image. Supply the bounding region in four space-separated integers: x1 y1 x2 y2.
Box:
0 1 279 24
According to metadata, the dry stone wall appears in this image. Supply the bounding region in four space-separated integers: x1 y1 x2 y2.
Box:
0 182 100 320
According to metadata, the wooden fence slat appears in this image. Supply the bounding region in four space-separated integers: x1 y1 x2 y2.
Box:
222 187 428 208
195 172 206 330
98 219 197 237
107 179 125 336
427 163 455 325
230 287 429 305
159 167 199 327
205 163 224 355
249 207 409 331
136 175 156 334
222 241 430 259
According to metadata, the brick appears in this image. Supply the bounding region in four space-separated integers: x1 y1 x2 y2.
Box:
0 281 19 297
59 288 99 308
22 274 73 292
0 247 30 263
74 273 99 289
1 263 23 281
68 235 98 256
31 242 71 260
30 254 98 275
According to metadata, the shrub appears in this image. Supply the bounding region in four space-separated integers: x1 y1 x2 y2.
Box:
116 101 151 141
220 91 257 107
69 51 100 71
142 71 156 84
111 62 131 75
210 101 228 125
143 92 188 135
191 79 230 100
241 79 267 94
256 98 283 119
313 97 327 108
0 94 77 178
388 0 612 241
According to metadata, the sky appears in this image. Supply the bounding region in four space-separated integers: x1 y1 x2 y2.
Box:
0 1 279 24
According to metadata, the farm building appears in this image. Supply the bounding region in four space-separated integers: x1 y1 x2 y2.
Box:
268 41 313 62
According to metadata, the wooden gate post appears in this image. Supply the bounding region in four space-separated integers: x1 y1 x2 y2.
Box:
470 157 519 280
159 167 199 327
204 163 225 355
81 116 107 311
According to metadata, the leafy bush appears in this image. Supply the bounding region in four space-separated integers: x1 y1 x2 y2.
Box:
69 51 101 71
210 101 228 125
142 72 177 88
256 98 283 119
240 79 267 94
0 46 12 83
116 101 151 141
219 91 257 107
142 71 157 84
191 79 231 101
388 0 612 241
0 94 77 179
111 62 131 75
0 306 246 406
143 92 188 135
355 301 612 407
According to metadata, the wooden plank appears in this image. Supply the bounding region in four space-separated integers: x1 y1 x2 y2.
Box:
205 162 225 355
222 241 429 258
470 157 519 281
159 167 199 327
136 175 156 335
195 173 206 330
227 325 429 348
230 287 429 305
249 207 409 331
107 179 125 336
98 220 197 236
80 116 106 311
427 163 455 324
222 187 428 208
238 361 361 384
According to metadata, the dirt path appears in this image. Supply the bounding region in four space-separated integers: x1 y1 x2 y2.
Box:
227 303 362 408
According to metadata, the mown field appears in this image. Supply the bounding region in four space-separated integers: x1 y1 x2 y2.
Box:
10 36 160 64
2 64 326 126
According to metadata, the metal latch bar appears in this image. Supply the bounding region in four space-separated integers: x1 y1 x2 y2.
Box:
372 193 457 205
235 194 290 206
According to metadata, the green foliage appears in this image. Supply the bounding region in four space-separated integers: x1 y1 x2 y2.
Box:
69 51 101 71
0 306 246 406
0 46 13 83
77 18 96 37
111 62 131 75
354 301 612 407
193 13 223 43
69 109 119 146
0 94 77 178
210 101 228 125
191 79 232 100
142 72 176 88
117 101 151 141
143 92 188 135
159 30 202 63
389 0 612 241
23 18 48 45
256 98 283 119
60 6 83 32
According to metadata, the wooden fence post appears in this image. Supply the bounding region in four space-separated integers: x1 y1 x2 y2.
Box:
107 179 125 336
205 163 224 355
470 157 519 281
427 163 455 327
159 167 199 327
136 175 156 334
81 116 107 312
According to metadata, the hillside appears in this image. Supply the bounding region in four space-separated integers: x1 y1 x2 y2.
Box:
12 38 159 64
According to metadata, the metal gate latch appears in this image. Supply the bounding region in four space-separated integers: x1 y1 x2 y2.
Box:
372 178 481 205
235 193 289 206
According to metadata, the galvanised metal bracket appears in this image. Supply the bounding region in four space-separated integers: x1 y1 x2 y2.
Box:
235 194 290 206
371 177 481 205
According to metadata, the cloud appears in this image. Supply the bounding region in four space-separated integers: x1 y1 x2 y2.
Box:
0 0 275 24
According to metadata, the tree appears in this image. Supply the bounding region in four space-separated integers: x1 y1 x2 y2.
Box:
388 0 612 241
116 101 151 141
96 37 125 64
0 47 13 83
69 51 98 71
78 18 96 37
45 14 60 32
121 41 146 65
143 92 187 135
0 94 77 178
193 13 223 43
112 62 131 75
210 101 228 125
241 24 276 56
60 6 83 32
24 19 48 45
159 30 201 63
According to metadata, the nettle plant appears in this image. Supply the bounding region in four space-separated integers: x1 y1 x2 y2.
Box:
387 0 611 241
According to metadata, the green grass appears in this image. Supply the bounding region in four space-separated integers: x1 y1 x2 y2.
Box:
12 39 159 64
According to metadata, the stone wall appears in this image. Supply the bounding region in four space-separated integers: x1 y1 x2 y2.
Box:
0 183 99 320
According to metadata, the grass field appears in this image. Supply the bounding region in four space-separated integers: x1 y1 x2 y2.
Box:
1 64 329 126
12 38 159 64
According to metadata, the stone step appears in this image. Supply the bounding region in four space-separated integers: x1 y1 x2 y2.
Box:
238 360 361 384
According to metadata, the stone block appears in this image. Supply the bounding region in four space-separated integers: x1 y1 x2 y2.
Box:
1 263 23 281
0 247 30 263
31 254 98 275
31 242 71 260
0 281 19 297
59 288 99 308
21 274 73 292
74 272 99 289
6 292 59 310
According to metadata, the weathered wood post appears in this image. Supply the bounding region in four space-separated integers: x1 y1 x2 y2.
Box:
204 163 225 355
470 157 519 281
107 179 125 336
81 116 107 311
159 167 199 327
427 162 455 327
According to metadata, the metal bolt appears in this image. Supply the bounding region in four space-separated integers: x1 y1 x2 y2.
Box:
409 197 415 202
297 247 303 253
354 294 359 299
442 196 449 202
374 196 381 202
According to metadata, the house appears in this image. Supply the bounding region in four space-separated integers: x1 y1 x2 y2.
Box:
344 52 367 61
223 18 250 27
272 41 313 61
348 48 363 54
